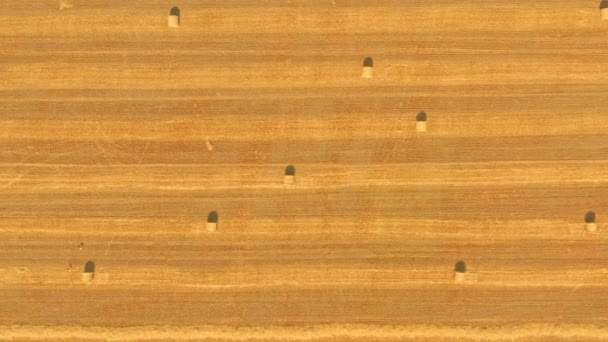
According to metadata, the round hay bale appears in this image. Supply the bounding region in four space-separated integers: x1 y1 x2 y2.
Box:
81 272 94 282
361 57 373 78
454 261 466 282
207 211 218 232
284 165 296 184
601 1 608 19
585 211 597 232
168 7 180 28
416 111 427 132
82 261 95 282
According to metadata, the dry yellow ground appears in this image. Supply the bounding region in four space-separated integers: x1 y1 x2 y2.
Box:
2 0 608 341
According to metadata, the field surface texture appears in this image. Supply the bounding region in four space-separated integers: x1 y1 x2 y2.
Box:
2 0 608 341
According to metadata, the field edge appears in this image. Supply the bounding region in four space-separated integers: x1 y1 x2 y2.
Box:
1 323 607 341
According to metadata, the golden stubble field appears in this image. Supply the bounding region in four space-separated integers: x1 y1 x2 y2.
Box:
2 0 608 340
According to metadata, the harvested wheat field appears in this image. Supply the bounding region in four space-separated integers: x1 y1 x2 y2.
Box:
2 0 608 341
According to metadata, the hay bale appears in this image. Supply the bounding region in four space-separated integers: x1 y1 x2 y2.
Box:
81 272 94 282
585 211 597 232
82 261 95 282
207 211 218 232
361 57 373 78
416 111 427 133
454 261 466 282
284 165 296 184
602 1 608 19
168 7 180 28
